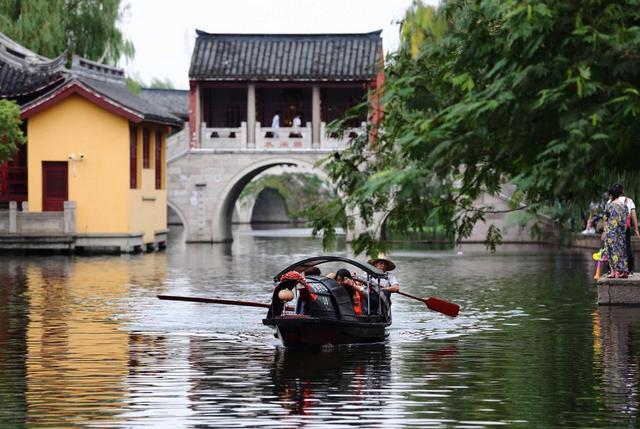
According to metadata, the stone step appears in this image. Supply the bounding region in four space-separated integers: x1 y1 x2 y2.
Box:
597 276 640 305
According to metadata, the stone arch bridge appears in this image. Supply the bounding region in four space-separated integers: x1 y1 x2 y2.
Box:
167 130 345 242
164 29 544 245
166 129 541 244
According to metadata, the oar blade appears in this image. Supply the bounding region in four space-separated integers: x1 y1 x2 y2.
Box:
425 297 460 318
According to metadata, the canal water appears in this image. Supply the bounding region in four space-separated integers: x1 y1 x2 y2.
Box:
1 226 638 428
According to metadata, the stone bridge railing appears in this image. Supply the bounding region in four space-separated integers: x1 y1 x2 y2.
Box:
320 122 367 150
167 122 189 160
255 122 312 150
201 122 248 150
177 121 367 152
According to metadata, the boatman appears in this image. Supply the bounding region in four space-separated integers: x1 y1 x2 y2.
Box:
362 255 400 317
368 255 400 294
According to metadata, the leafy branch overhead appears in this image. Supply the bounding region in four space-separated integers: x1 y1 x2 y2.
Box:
308 0 640 256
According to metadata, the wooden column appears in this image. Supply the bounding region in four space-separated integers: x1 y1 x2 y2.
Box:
247 83 256 148
312 85 321 148
188 81 197 148
195 82 202 148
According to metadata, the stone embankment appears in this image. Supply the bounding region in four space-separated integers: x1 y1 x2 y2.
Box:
598 276 640 305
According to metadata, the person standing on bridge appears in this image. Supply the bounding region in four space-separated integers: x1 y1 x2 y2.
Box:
271 111 281 138
291 113 302 138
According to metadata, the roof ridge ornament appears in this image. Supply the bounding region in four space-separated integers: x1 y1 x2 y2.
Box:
70 55 125 85
0 32 67 74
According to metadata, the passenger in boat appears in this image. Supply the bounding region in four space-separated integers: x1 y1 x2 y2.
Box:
295 270 319 315
335 268 366 315
303 267 321 276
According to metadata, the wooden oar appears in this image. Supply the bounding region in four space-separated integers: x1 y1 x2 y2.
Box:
397 291 460 317
356 279 460 318
158 294 277 309
157 294 295 311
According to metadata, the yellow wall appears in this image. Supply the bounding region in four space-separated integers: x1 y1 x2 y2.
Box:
128 127 167 244
28 95 130 234
27 94 167 244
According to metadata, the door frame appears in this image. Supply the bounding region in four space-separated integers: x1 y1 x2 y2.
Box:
42 161 68 212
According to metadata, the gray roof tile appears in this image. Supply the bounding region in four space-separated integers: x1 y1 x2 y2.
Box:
189 30 382 81
76 77 182 126
0 61 64 97
139 88 189 120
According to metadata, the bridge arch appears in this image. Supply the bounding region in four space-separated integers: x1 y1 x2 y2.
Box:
250 187 290 223
167 199 189 234
213 156 330 242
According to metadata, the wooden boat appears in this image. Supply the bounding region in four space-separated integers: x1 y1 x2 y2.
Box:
158 256 458 348
263 256 393 347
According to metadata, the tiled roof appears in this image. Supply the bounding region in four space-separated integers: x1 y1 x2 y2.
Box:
77 77 182 126
0 61 64 97
67 56 181 125
0 33 66 97
189 30 382 81
139 88 189 120
1 33 182 127
21 76 182 127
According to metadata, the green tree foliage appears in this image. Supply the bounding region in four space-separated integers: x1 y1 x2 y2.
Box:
125 76 175 95
125 72 144 95
0 99 25 164
149 77 175 89
240 173 336 221
0 0 134 65
309 0 640 256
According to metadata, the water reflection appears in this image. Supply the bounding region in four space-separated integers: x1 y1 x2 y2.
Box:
598 306 640 426
0 260 28 427
270 345 392 417
0 254 167 427
2 227 640 427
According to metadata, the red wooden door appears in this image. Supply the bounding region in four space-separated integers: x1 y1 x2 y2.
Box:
42 162 68 211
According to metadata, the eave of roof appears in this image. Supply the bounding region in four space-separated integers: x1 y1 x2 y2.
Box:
0 71 65 98
195 29 382 38
20 79 144 122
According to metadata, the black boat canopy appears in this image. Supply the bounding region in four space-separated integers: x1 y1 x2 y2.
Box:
273 256 387 282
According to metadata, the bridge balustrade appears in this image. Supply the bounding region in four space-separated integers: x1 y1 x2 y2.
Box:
320 121 367 150
255 121 312 150
193 121 368 151
201 122 247 149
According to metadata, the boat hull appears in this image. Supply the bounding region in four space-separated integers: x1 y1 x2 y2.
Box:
263 315 390 347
